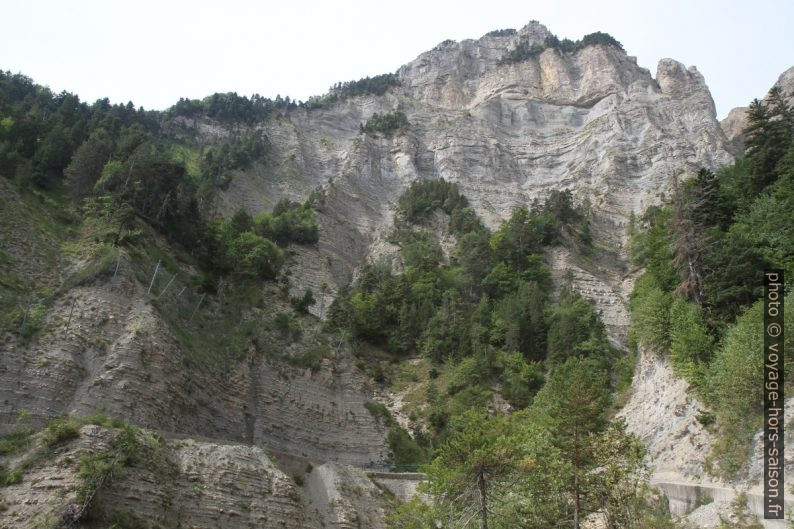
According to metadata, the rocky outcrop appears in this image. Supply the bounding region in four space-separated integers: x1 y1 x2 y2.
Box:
617 349 714 481
304 463 392 529
619 350 794 527
720 65 794 155
0 425 310 529
721 106 750 154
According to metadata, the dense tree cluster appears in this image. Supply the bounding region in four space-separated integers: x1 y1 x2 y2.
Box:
499 31 624 64
195 200 318 280
0 71 159 190
0 71 318 287
628 87 794 479
170 92 297 123
198 129 269 187
391 361 672 529
171 73 401 117
330 179 613 432
304 73 400 110
360 110 409 136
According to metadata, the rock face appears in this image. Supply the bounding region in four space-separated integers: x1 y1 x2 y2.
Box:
617 349 714 481
0 425 401 529
619 350 794 527
215 21 733 340
0 270 390 467
0 425 309 529
303 463 393 529
720 106 750 154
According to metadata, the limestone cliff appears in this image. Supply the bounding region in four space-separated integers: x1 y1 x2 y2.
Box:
215 21 733 340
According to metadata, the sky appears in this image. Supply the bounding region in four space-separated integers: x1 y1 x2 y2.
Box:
1 0 792 119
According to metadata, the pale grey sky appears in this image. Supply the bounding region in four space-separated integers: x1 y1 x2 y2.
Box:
1 0 792 119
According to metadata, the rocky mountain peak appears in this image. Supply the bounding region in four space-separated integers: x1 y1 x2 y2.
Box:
398 22 653 110
515 19 553 42
656 58 708 97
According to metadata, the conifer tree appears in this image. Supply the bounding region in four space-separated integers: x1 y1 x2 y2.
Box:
533 357 611 529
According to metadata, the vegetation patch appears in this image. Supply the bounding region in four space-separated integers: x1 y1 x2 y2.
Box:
305 73 400 110
360 110 409 137
485 28 517 37
499 31 624 64
0 413 126 488
626 88 794 480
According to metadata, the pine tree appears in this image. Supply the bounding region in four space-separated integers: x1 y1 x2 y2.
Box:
422 410 520 529
65 127 113 198
533 357 611 529
744 87 794 196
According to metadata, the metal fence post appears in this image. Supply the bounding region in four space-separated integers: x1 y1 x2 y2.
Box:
190 293 205 322
147 260 161 296
158 273 177 299
63 298 77 333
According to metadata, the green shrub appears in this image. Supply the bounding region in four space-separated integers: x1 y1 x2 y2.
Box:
273 312 301 340
3 469 21 486
445 357 482 395
397 179 470 223
628 273 672 351
695 410 716 427
499 41 547 63
668 298 713 385
364 401 395 426
486 28 517 37
360 110 409 137
62 243 119 289
41 416 81 448
547 290 613 364
305 73 400 109
706 301 765 420
613 352 636 394
228 232 284 279
287 345 326 372
499 352 544 408
704 301 768 478
198 129 268 185
0 411 34 455
290 289 316 313
499 31 623 64
387 427 427 468
256 199 319 246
